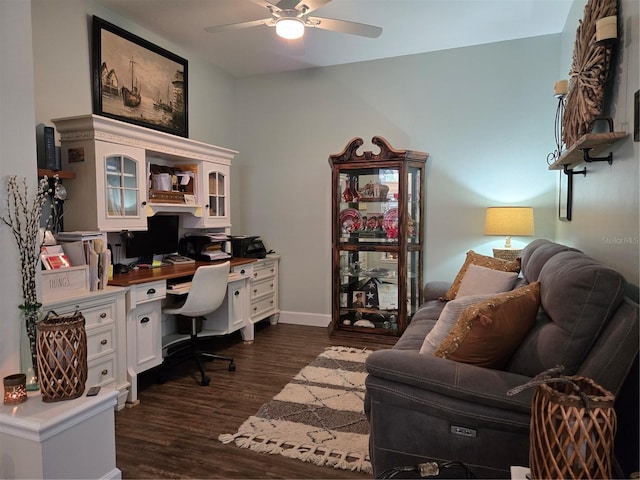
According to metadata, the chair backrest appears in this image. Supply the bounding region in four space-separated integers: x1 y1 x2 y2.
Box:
174 262 230 317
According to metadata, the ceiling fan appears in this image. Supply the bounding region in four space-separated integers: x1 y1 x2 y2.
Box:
205 0 382 40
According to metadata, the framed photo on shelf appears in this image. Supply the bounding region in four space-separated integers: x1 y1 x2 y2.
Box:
91 16 188 137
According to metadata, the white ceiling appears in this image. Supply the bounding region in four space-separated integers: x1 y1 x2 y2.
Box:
95 0 574 78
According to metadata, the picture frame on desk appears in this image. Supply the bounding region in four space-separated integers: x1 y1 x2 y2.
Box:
91 16 188 137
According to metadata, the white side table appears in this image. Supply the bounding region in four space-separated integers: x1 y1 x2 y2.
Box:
0 389 120 479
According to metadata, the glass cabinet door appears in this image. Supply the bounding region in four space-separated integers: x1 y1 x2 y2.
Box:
207 170 226 218
105 155 140 218
338 167 400 245
338 250 401 331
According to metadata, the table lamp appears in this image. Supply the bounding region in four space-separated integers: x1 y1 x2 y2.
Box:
484 206 534 261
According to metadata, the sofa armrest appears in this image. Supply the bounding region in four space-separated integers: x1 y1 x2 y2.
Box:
423 281 452 301
365 349 533 412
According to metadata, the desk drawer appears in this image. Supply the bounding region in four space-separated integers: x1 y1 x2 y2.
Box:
129 281 166 308
251 295 276 320
87 355 116 387
80 302 116 328
86 324 115 361
252 260 277 282
250 277 276 300
232 264 253 277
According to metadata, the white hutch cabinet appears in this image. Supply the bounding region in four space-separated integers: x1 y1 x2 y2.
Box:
52 114 237 232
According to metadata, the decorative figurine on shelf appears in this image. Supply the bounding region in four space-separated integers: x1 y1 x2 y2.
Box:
342 177 353 202
351 176 360 201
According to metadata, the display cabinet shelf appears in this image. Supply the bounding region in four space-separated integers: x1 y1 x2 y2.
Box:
329 136 428 337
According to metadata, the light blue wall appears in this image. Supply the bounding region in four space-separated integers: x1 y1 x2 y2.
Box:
555 0 639 288
235 36 560 315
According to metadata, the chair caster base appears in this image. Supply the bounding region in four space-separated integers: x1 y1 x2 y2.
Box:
228 362 236 372
200 376 211 386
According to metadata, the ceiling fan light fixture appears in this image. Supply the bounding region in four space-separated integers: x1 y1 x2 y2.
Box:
275 17 305 39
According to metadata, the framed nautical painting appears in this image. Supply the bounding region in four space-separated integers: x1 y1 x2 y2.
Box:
91 16 188 137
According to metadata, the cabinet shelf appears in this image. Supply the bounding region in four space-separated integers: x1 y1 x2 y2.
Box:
37 168 76 179
145 203 202 217
548 131 627 170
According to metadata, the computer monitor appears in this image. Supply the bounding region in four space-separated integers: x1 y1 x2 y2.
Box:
125 215 179 261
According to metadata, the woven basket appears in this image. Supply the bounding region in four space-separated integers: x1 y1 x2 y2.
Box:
36 310 87 402
529 376 616 479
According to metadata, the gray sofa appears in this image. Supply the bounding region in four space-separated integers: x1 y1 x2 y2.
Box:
364 239 639 478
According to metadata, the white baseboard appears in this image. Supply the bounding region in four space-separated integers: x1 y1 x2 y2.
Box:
278 310 330 328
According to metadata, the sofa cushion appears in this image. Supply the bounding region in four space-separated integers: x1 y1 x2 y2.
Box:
434 282 540 369
419 293 494 354
520 239 581 283
456 264 519 298
508 251 627 376
443 251 521 301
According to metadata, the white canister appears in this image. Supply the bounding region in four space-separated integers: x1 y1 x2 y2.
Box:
152 173 172 191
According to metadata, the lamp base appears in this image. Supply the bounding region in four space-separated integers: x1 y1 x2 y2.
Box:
493 248 522 262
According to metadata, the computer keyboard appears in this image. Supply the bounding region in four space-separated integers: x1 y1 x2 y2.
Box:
168 281 192 291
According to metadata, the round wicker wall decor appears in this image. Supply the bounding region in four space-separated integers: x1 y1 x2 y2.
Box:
563 0 617 149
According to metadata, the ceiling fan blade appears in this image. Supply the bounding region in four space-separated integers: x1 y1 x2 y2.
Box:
248 0 283 13
205 18 273 34
294 0 332 14
307 16 382 38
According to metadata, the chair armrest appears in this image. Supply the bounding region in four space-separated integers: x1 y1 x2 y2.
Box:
423 281 452 301
365 349 533 412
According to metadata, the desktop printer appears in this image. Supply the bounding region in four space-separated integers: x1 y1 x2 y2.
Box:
178 235 230 261
231 235 267 259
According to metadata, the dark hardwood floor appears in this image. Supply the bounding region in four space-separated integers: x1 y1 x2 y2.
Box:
115 322 393 479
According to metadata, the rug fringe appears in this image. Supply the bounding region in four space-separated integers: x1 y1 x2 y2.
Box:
218 432 372 474
325 345 370 354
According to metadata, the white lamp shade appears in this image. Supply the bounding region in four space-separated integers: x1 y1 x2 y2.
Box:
484 206 534 237
276 18 305 39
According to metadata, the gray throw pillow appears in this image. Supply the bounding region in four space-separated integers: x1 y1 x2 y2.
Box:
456 264 519 298
419 293 494 354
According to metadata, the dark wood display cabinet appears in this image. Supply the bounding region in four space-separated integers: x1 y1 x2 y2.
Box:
328 136 428 337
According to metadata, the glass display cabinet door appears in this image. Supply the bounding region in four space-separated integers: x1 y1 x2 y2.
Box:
338 250 401 332
338 168 400 245
407 165 422 245
207 170 226 217
105 155 140 218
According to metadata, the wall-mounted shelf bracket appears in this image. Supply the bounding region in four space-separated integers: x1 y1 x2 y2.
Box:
582 147 613 164
563 165 587 177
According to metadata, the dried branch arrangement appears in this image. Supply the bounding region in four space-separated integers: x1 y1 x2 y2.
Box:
563 0 617 149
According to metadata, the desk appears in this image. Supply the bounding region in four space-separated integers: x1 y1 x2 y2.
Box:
109 258 255 287
109 258 255 405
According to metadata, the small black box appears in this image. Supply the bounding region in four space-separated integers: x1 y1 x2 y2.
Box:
36 124 60 170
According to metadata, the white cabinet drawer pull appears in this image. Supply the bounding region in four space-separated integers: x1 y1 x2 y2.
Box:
234 290 240 296
147 288 156 295
140 317 150 324
100 312 107 318
100 339 108 345
101 369 108 376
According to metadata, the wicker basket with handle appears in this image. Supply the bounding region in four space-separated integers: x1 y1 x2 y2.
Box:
530 375 616 479
36 310 88 402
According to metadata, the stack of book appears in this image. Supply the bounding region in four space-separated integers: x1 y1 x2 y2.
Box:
55 231 110 291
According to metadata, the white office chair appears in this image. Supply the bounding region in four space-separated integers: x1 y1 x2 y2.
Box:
162 262 235 386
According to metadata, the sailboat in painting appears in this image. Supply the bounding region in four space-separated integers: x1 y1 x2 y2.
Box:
121 57 141 107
